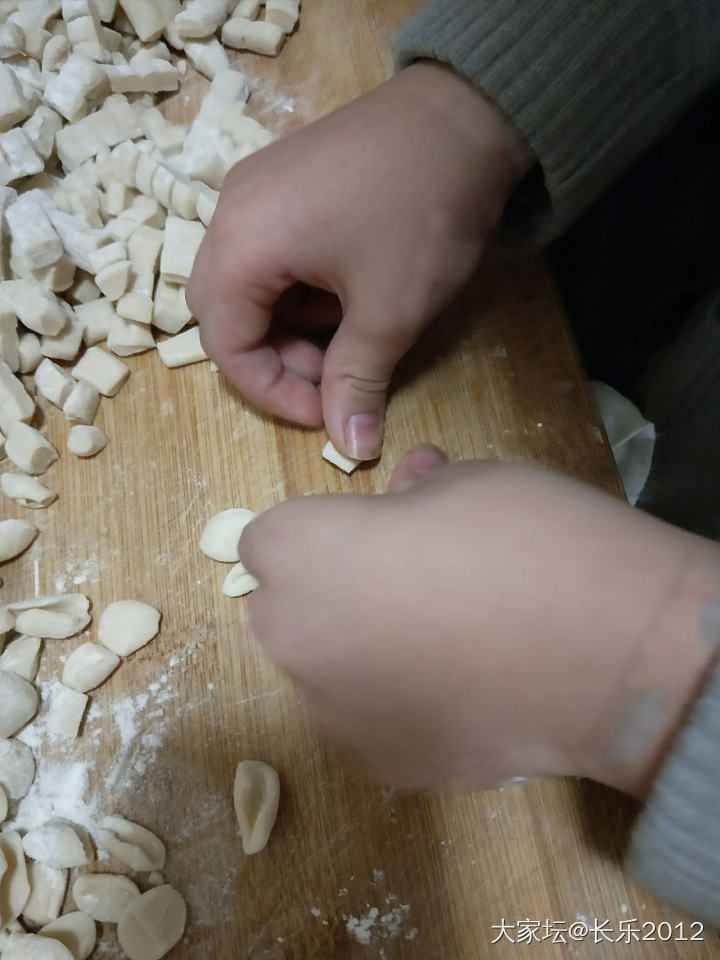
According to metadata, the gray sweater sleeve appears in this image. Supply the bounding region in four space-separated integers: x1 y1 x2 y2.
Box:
627 655 720 928
393 0 720 238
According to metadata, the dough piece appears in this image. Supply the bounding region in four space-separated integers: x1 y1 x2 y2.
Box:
159 216 205 284
95 814 166 871
62 380 100 425
34 359 75 408
0 831 31 928
62 642 119 692
0 784 7 822
46 685 88 738
233 760 280 855
0 634 42 681
199 508 255 562
221 16 284 55
11 593 91 639
98 599 160 656
67 424 107 458
156 326 206 367
322 440 360 475
22 821 93 869
117 884 186 960
0 473 57 508
39 911 97 960
0 518 38 562
0 738 35 799
264 0 298 33
222 562 258 598
0 670 38 737
18 332 43 374
2 934 75 960
71 346 129 396
147 872 163 886
5 422 58 475
71 873 139 923
22 862 68 927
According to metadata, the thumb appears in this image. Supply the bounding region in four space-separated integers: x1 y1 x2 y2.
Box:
321 311 417 460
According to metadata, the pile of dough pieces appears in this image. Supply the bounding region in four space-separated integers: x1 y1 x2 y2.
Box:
0 812 186 960
0 595 192 960
0 0 303 564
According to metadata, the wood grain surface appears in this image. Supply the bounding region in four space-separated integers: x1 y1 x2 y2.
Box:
2 2 717 958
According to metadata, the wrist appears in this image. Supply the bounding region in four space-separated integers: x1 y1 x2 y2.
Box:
584 530 720 800
399 60 535 216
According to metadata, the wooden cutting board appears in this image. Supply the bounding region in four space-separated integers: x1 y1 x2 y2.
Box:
2 1 718 957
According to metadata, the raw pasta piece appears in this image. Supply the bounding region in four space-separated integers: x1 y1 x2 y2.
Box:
221 16 284 55
5 422 58 475
67 425 107 457
0 670 38 737
0 738 35 799
2 934 75 960
156 326 206 367
62 380 100 425
199 508 255 562
222 562 258 598
0 518 38 562
34 359 75 408
95 814 166 871
0 635 42 681
265 0 299 32
0 784 6 822
97 599 160 656
22 862 68 927
0 831 30 928
46 685 88 738
147 872 164 886
38 911 97 960
62 642 119 692
11 593 90 640
322 440 360 475
22 821 93 869
71 873 139 923
233 760 280 855
117 884 186 960
0 473 57 508
71 346 129 396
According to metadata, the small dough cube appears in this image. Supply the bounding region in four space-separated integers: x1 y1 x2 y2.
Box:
322 440 360 474
221 16 284 55
265 0 299 33
0 518 38 562
67 424 107 458
159 216 205 284
5 422 58 475
156 326 206 368
71 345 129 396
46 685 88 738
62 379 100 424
34 358 75 408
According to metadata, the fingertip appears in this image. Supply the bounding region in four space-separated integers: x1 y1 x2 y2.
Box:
386 443 449 492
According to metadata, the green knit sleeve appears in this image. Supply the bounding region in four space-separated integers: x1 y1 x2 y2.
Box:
393 0 720 239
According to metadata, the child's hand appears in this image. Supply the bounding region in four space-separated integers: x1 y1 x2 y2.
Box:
239 447 719 796
187 63 532 460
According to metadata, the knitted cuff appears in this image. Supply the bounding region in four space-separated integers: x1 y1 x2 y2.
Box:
393 0 720 239
627 655 720 926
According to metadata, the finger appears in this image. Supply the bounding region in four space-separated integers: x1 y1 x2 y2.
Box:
270 330 325 383
188 222 324 425
386 444 449 493
321 308 418 461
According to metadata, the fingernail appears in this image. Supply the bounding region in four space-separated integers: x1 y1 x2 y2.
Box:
346 414 382 460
